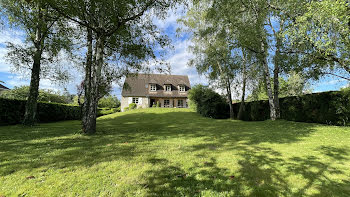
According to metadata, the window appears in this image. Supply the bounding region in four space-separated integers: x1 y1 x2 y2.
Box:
177 99 184 107
150 84 156 91
165 85 171 92
164 99 170 107
132 97 139 104
179 85 185 92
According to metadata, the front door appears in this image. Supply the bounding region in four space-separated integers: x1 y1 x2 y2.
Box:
150 99 156 107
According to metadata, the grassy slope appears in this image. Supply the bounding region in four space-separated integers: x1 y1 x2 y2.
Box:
1 108 350 197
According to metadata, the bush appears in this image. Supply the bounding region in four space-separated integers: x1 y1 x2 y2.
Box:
0 98 81 125
188 85 229 119
97 107 120 116
156 101 161 107
124 107 129 111
98 95 120 108
129 103 137 110
115 106 121 112
232 90 350 126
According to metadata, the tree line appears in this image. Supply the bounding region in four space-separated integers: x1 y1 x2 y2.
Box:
181 0 350 120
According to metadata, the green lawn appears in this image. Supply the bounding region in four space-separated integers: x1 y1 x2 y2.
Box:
1 108 350 196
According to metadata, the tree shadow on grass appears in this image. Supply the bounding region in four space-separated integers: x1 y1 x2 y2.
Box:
0 111 321 176
142 145 350 197
143 157 235 196
0 110 349 196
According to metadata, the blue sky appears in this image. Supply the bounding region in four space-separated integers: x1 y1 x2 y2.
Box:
0 8 348 99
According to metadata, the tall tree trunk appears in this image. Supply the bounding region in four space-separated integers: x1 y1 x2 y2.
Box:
82 27 93 132
260 41 277 120
23 50 41 125
273 37 281 119
238 62 247 120
273 57 280 119
226 77 234 119
23 5 43 126
82 34 105 134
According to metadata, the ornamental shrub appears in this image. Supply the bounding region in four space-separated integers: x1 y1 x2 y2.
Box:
188 85 229 119
129 103 137 110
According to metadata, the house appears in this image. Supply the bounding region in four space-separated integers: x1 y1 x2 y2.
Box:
0 84 10 93
121 73 191 111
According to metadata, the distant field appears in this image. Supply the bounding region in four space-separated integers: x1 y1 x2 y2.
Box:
1 108 350 196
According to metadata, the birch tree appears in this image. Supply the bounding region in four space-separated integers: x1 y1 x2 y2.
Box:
49 0 182 133
0 0 72 125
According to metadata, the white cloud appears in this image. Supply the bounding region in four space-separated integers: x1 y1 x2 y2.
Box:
0 29 25 46
166 39 208 86
0 29 25 72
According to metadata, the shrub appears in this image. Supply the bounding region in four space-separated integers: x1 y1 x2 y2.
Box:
98 95 120 108
232 90 350 126
124 107 129 111
188 85 229 119
115 107 121 112
0 98 81 125
129 103 137 110
97 107 120 116
156 101 161 107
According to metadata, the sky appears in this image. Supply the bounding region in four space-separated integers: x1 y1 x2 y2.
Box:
0 8 348 99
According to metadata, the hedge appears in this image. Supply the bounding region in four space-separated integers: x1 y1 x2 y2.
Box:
232 91 350 126
0 98 81 125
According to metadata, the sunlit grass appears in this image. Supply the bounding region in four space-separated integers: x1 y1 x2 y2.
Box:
1 108 350 196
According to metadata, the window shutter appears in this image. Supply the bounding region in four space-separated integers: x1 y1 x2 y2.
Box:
128 97 132 104
139 97 143 105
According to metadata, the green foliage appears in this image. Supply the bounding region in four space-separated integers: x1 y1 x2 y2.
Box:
0 98 81 125
188 85 229 119
284 0 350 80
129 103 137 110
124 107 129 112
247 73 312 101
98 95 120 108
0 86 70 104
97 108 119 117
115 106 121 112
234 91 350 126
156 101 161 108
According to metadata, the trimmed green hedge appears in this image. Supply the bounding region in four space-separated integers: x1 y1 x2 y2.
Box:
0 98 81 125
233 91 350 126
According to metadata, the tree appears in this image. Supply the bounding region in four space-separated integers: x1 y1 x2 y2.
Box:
184 0 286 120
98 95 120 109
247 72 312 101
188 35 238 119
49 0 182 133
0 0 72 125
284 0 350 81
182 1 257 119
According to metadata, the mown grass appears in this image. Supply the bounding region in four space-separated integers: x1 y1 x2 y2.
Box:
1 108 350 196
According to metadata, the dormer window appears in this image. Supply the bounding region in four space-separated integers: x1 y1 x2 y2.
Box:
165 85 171 92
179 85 185 92
150 84 156 91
